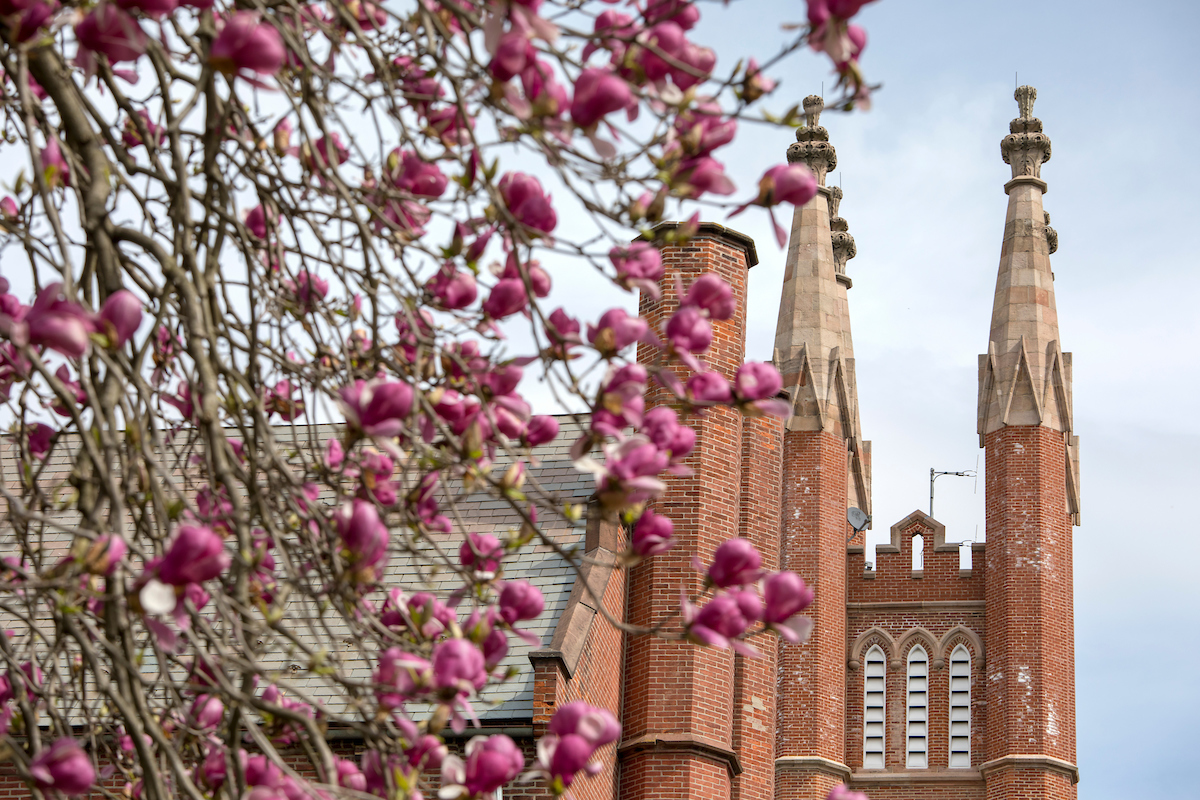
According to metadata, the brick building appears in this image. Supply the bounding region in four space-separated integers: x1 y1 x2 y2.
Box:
0 87 1079 800
520 86 1080 800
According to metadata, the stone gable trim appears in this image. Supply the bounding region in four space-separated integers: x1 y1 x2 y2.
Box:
979 754 1079 785
528 547 619 679
774 756 852 782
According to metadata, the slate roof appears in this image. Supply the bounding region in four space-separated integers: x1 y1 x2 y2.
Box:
0 415 595 725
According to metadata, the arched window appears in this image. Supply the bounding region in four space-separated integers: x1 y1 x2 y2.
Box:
949 644 972 767
863 645 886 769
906 646 928 768
912 533 924 571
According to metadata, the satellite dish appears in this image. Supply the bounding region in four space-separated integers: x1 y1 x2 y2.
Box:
847 507 870 532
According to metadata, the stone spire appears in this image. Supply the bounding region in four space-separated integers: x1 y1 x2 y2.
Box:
978 86 1080 520
773 95 869 514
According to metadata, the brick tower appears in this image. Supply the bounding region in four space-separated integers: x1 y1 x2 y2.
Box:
621 223 782 800
977 85 1081 798
773 95 871 799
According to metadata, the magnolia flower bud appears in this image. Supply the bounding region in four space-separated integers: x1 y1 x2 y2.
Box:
498 579 544 624
157 524 230 586
708 538 763 588
99 290 143 347
29 738 95 797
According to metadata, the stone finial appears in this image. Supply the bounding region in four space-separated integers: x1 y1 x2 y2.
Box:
788 95 837 185
803 95 824 128
1001 85 1051 180
1015 85 1037 119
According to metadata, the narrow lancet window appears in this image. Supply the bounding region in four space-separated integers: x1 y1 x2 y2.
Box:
949 645 972 767
906 646 928 768
912 533 924 571
863 646 886 768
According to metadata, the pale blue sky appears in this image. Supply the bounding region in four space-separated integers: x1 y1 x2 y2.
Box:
676 1 1199 796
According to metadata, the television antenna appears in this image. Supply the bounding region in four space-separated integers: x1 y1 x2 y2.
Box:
929 467 976 519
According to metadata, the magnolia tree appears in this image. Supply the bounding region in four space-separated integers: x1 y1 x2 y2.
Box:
0 0 880 796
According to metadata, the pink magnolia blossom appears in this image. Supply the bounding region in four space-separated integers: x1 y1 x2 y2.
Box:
50 364 85 417
190 695 224 729
98 290 143 347
75 5 147 65
498 579 544 625
828 784 872 800
339 376 414 437
634 21 684 82
157 524 230 586
21 283 95 359
375 647 432 709
587 308 648 357
27 422 54 460
406 734 448 770
669 39 715 90
632 509 674 558
334 499 389 569
432 637 487 695
427 263 477 310
734 362 783 401
640 406 695 465
684 592 754 650
570 68 633 129
644 0 699 29
498 252 552 298
707 537 764 588
583 436 668 508
8 0 56 43
335 758 367 792
481 278 529 320
460 531 503 574
682 272 736 321
674 155 735 198
441 734 525 797
665 304 713 356
548 700 621 748
686 371 732 404
29 738 95 796
490 28 534 82
264 379 305 421
245 204 275 240
584 10 637 63
498 172 557 235
0 196 17 221
541 734 597 788
523 414 559 446
609 241 663 296
673 104 737 156
757 164 818 207
210 12 285 78
763 570 815 642
387 149 448 198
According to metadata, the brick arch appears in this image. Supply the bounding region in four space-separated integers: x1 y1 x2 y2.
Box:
938 624 985 669
848 626 896 670
895 627 938 669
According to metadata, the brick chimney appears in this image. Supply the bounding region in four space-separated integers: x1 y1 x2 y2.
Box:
620 222 762 800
